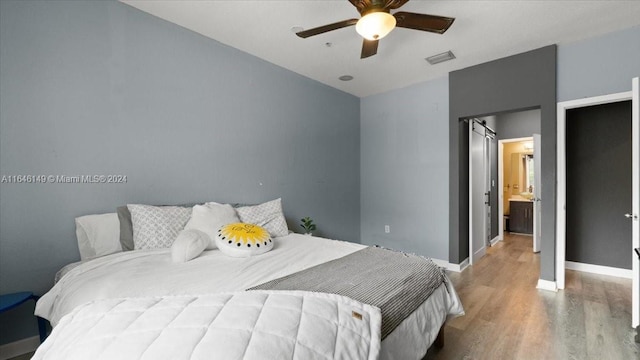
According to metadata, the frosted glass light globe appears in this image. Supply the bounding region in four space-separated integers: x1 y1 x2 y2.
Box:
355 12 396 40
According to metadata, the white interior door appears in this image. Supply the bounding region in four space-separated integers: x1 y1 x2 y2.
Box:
632 77 639 328
533 133 541 253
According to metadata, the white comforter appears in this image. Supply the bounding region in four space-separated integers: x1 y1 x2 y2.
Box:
32 291 381 360
36 235 365 326
36 234 463 359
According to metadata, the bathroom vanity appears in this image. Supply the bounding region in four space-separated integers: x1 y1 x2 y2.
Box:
509 199 533 234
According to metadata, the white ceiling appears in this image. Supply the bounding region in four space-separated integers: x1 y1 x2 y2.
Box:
120 0 640 98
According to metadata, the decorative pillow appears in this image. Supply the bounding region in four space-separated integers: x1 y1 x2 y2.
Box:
215 223 274 258
75 213 122 260
184 202 240 250
171 229 210 263
127 204 192 250
235 198 289 237
118 203 198 251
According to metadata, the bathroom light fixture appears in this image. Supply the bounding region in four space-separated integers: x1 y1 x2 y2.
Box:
338 75 354 81
425 50 456 65
355 11 396 40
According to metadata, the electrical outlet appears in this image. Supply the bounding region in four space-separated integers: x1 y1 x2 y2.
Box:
384 225 390 233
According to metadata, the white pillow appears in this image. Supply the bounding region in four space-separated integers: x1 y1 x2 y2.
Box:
171 229 210 263
75 213 122 260
184 202 240 249
215 223 274 258
236 198 289 238
127 204 192 250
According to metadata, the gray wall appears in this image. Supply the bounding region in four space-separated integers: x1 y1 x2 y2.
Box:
0 0 360 344
566 101 632 269
360 77 449 261
558 26 640 101
495 109 541 140
449 46 557 282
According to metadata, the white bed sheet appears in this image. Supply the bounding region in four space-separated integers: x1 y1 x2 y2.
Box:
36 233 463 360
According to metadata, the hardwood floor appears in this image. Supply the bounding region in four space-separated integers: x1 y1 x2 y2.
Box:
9 234 637 360
425 233 639 360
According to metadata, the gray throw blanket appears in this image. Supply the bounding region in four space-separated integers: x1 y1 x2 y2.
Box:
248 246 446 339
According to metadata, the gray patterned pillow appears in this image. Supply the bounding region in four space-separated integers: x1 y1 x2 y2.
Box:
127 204 192 250
236 198 289 237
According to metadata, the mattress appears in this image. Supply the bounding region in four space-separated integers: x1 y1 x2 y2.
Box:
36 234 463 359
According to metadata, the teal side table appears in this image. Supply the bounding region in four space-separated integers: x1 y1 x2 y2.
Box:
0 292 47 343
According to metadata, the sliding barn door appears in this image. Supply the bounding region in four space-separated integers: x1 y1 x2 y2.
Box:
470 121 492 264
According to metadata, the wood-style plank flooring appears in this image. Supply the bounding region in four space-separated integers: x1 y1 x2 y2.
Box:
9 233 638 360
425 233 639 360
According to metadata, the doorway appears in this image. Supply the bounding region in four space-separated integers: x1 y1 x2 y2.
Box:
497 137 540 250
556 79 639 329
469 109 542 267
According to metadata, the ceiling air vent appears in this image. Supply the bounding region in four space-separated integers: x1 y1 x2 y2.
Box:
426 50 456 65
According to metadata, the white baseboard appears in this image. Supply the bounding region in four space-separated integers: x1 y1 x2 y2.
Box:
430 258 449 269
566 261 632 279
446 257 470 272
426 258 470 273
0 336 39 360
490 236 502 246
473 245 487 259
536 279 558 292
509 232 533 236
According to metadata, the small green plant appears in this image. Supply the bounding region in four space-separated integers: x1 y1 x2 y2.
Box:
300 217 316 234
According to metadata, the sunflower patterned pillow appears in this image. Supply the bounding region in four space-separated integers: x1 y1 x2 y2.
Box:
215 223 274 258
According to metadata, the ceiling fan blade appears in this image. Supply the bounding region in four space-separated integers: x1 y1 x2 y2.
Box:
393 12 455 34
361 39 378 59
296 19 359 38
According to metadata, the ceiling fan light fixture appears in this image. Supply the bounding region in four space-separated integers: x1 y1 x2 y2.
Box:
355 11 396 41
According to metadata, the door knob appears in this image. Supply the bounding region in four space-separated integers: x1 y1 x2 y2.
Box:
625 213 638 220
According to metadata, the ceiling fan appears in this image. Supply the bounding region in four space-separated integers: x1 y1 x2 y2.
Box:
296 0 455 59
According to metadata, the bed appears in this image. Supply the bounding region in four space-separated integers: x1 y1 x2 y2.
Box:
34 233 463 359
35 200 463 359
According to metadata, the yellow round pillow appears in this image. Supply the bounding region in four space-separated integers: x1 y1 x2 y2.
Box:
215 223 273 258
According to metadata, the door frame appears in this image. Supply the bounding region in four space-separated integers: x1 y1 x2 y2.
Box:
533 134 542 253
633 77 639 328
556 90 633 291
498 136 534 242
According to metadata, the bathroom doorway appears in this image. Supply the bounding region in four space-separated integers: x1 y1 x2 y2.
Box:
498 136 541 252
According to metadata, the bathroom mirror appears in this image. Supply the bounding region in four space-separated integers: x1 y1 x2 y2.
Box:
510 152 534 195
